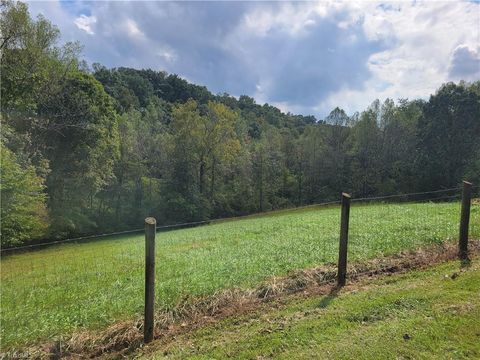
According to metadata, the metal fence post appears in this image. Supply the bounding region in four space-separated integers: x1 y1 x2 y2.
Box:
338 193 351 287
459 181 472 261
144 217 156 343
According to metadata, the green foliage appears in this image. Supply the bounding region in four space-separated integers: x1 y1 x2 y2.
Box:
349 105 383 196
1 0 80 113
417 82 480 190
1 0 119 239
0 144 47 246
40 71 120 237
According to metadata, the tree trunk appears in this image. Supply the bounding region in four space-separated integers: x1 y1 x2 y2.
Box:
259 154 264 212
210 157 216 200
199 159 205 194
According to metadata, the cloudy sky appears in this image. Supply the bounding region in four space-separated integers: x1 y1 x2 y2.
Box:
28 0 480 118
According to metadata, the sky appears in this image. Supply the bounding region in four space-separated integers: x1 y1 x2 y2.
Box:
27 0 480 119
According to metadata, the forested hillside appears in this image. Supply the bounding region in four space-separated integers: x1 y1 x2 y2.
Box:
1 1 479 247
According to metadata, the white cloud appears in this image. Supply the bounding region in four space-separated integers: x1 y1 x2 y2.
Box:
124 19 144 39
241 2 329 37
74 14 96 35
156 49 177 63
313 0 480 117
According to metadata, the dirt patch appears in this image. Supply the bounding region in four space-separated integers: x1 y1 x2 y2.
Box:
5 239 480 359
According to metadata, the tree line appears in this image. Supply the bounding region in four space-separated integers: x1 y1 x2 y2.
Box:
1 1 479 247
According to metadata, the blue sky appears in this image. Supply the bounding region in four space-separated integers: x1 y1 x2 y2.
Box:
28 1 480 118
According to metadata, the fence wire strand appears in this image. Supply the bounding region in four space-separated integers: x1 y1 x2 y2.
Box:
1 200 343 254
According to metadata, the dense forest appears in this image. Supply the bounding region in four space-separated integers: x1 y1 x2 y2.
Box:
1 1 479 247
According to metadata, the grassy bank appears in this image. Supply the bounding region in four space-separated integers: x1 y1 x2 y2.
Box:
148 258 480 359
1 201 478 349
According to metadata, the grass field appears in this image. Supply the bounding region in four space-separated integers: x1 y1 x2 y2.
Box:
146 258 480 359
1 200 479 350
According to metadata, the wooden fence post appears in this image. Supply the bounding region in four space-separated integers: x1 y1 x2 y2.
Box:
144 217 156 343
337 193 351 287
459 181 472 261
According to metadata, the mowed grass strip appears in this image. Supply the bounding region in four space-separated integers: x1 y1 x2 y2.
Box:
147 258 480 360
1 201 478 349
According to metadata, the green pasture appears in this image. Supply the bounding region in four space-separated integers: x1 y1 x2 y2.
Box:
1 201 478 349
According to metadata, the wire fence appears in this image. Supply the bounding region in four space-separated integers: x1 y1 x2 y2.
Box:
349 188 465 262
1 185 479 351
0 199 343 254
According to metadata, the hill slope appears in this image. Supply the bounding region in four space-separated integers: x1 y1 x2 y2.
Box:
145 258 480 359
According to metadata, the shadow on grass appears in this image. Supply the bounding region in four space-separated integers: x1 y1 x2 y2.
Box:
316 288 340 309
460 258 471 269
